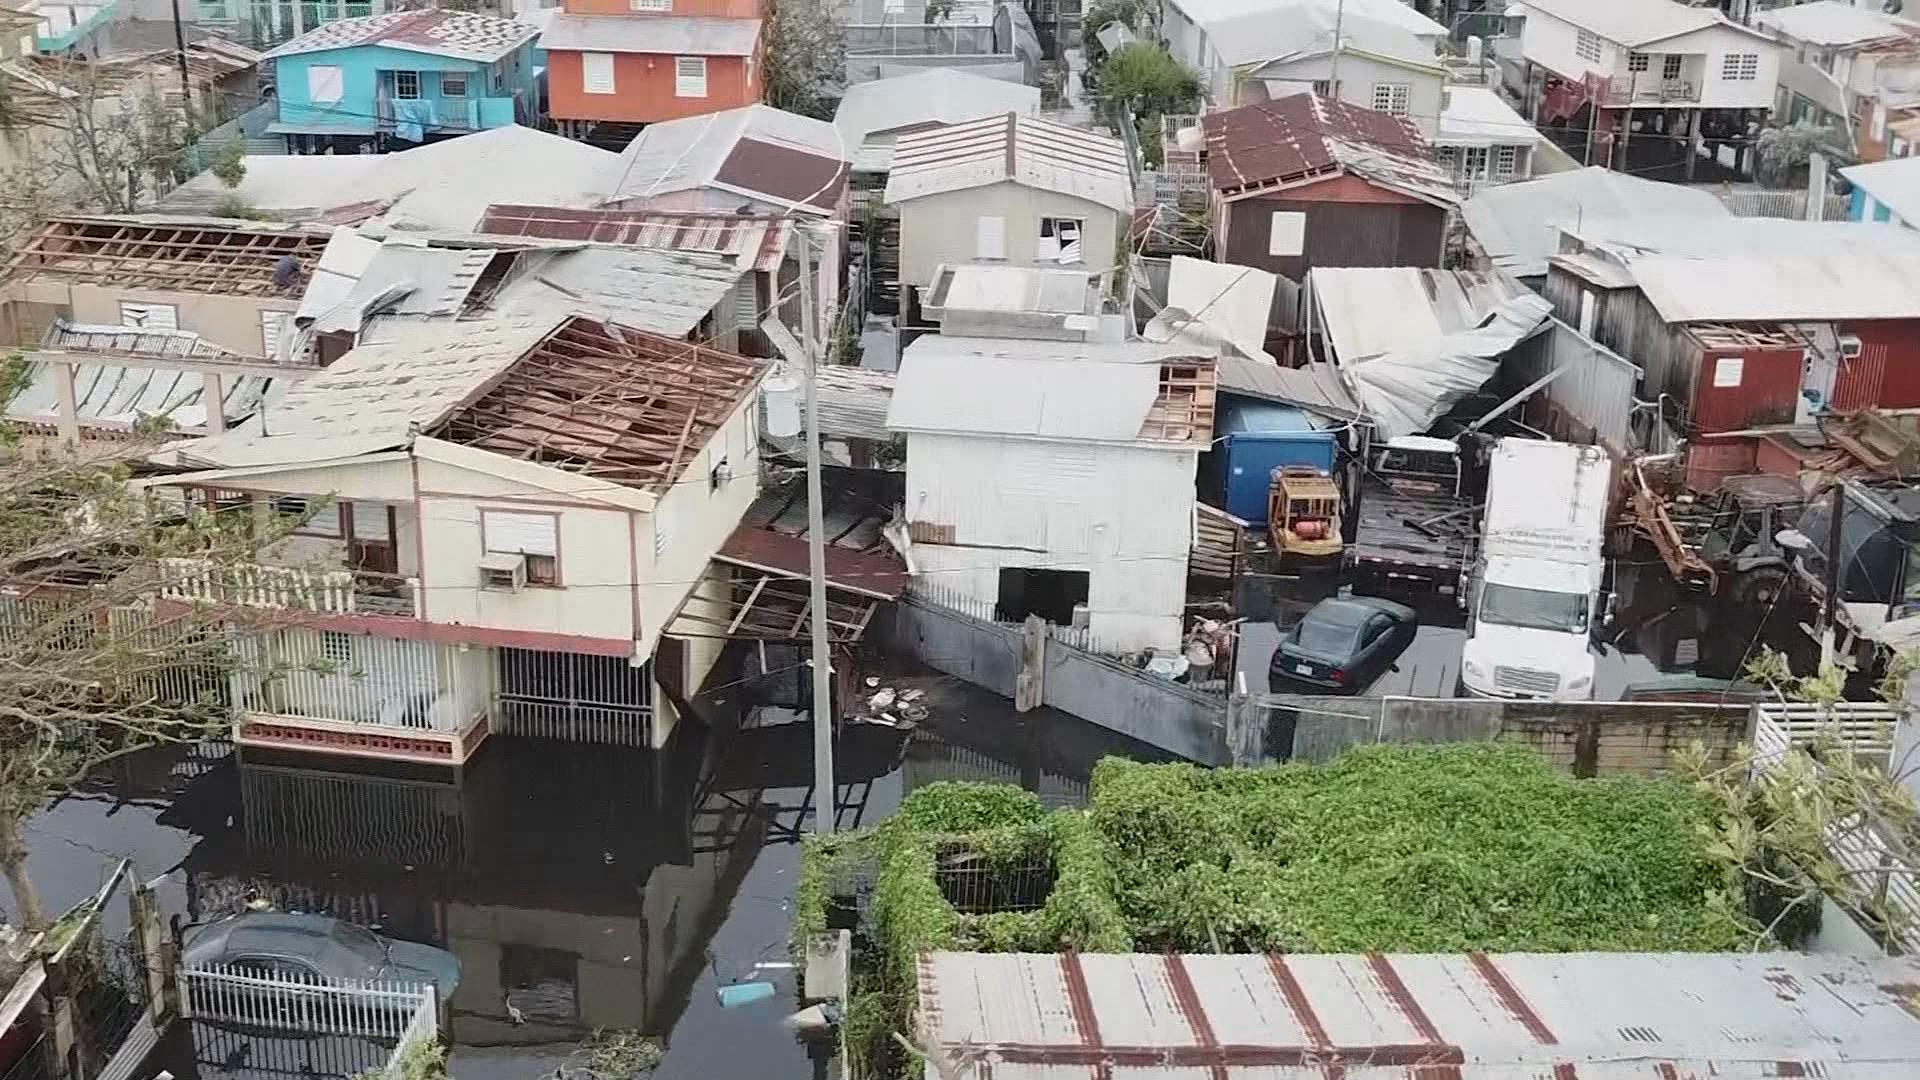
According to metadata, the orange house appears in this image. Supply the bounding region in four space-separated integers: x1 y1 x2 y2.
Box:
540 0 764 130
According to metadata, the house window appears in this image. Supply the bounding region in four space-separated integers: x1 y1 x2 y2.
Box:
1663 54 1683 80
120 302 178 330
674 56 707 97
1721 53 1758 81
1873 103 1888 142
583 51 615 94
1628 52 1648 72
1436 145 1458 174
1268 210 1305 256
630 0 670 9
482 509 559 586
306 64 343 104
1495 145 1518 177
260 310 289 358
321 630 352 663
276 495 343 537
1575 29 1601 63
1310 79 1332 96
440 73 467 97
1463 146 1489 179
975 215 1006 259
394 70 420 99
1370 82 1410 115
1037 217 1084 263
1896 137 1912 157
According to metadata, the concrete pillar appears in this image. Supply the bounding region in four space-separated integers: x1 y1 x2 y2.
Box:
1685 109 1701 181
1015 615 1046 712
203 371 226 433
51 361 79 445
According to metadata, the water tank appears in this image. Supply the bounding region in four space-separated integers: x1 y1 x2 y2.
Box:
763 367 801 438
1467 35 1483 66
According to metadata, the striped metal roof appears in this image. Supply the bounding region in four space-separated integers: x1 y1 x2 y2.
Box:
476 204 792 275
917 950 1920 1079
884 113 1134 214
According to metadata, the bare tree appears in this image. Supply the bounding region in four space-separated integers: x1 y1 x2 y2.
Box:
765 0 846 121
0 387 279 929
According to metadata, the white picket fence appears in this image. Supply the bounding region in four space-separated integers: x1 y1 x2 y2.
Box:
180 964 439 1043
1750 704 1920 954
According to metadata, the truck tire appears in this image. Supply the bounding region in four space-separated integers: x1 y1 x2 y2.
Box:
1731 566 1789 609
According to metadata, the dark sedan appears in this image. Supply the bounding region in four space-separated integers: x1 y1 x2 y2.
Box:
1268 595 1418 693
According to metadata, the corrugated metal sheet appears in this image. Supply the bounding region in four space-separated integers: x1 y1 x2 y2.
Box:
917 950 1920 1078
1214 356 1361 421
1505 319 1638 453
888 348 1162 443
1459 167 1730 278
1310 267 1528 362
1630 251 1920 322
833 69 1040 172
537 13 761 55
1842 156 1920 225
1756 0 1913 46
477 204 792 275
604 105 845 211
263 8 537 62
884 112 1134 214
1202 95 1454 206
491 246 744 338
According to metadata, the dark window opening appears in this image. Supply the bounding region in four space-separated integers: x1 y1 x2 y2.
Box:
935 843 1055 914
500 944 580 1024
995 568 1089 626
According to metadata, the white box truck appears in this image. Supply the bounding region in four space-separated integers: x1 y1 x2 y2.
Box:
1459 439 1611 701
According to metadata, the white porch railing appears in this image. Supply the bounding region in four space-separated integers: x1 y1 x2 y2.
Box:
1750 704 1919 953
387 985 440 1071
159 557 421 617
233 633 488 735
179 964 438 1041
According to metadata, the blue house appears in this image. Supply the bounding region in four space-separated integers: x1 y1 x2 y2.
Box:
1841 157 1920 231
264 9 539 154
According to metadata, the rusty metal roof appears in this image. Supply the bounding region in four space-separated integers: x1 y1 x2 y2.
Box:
917 950 1920 1078
476 204 792 274
1202 93 1454 206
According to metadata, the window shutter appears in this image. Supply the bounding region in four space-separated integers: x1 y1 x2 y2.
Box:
653 506 670 559
307 64 344 104
120 302 178 330
484 511 557 557
1267 211 1305 256
975 216 1006 259
732 275 758 330
674 57 707 98
583 52 615 95
261 310 289 358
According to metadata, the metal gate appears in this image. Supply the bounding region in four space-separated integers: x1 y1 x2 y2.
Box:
1830 342 1890 413
496 648 653 746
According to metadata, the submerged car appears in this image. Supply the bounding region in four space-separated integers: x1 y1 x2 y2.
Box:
183 913 461 997
1268 595 1418 693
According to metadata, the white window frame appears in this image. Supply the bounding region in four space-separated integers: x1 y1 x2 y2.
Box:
260 310 289 358
393 70 421 100
482 509 560 586
120 302 178 330
1575 29 1601 64
975 215 1006 260
1267 211 1305 257
276 496 343 538
1721 53 1758 81
1370 82 1410 116
582 51 615 94
1036 216 1084 263
1495 145 1518 177
440 72 467 98
306 64 344 104
1663 54 1683 80
674 56 707 98
1627 52 1648 73
1462 146 1489 179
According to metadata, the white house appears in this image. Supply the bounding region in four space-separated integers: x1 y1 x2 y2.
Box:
887 336 1217 652
832 68 1042 179
1755 1 1920 162
883 112 1134 310
145 312 768 763
1434 86 1548 191
1512 0 1784 171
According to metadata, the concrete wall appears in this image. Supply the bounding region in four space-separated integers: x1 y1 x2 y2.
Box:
1239 694 1749 776
62 283 299 359
894 180 1123 291
885 597 1231 763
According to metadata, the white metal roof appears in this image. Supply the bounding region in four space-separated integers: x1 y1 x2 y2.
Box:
889 337 1205 446
884 112 1134 214
491 245 744 338
1173 0 1440 37
1566 214 1920 259
173 315 565 468
537 12 761 55
918 950 1920 1079
833 69 1041 173
1512 0 1764 47
1435 86 1540 148
263 9 537 63
1310 267 1529 362
1459 166 1730 277
934 264 1101 315
1755 0 1917 47
1630 250 1920 322
1842 155 1920 224
1212 0 1443 69
604 104 847 211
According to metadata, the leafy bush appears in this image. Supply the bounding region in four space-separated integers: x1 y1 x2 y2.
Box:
892 781 1044 833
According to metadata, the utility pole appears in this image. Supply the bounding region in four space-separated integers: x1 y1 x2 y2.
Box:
169 0 193 115
797 222 837 835
1328 0 1346 98
1821 480 1846 671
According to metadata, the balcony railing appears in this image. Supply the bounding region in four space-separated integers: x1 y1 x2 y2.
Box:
159 558 421 618
1601 79 1700 107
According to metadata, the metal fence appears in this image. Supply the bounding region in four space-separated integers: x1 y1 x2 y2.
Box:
496 648 654 746
180 965 437 1042
1716 188 1850 221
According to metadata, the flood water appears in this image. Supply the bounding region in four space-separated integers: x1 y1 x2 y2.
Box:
9 650 1167 1080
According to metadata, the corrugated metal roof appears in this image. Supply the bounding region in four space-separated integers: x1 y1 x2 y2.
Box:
605 105 847 212
1513 0 1746 47
1629 251 1920 322
490 245 744 337
1310 266 1529 362
12 321 273 433
1435 86 1539 148
263 9 536 62
1568 215 1920 259
834 69 1041 174
917 950 1920 1079
884 113 1134 214
1214 356 1360 420
1173 0 1438 36
477 204 792 274
1459 166 1730 277
1202 94 1454 206
537 12 760 54
1842 156 1920 225
1755 0 1915 46
1211 0 1443 70
932 265 1102 316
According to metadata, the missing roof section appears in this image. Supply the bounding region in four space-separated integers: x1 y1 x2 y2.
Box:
3 216 331 296
430 317 768 494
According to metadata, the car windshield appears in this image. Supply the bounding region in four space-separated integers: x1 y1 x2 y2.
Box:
328 921 384 959
1480 582 1587 634
1297 611 1362 653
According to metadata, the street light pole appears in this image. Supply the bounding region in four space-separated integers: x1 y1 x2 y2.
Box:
797 223 837 835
